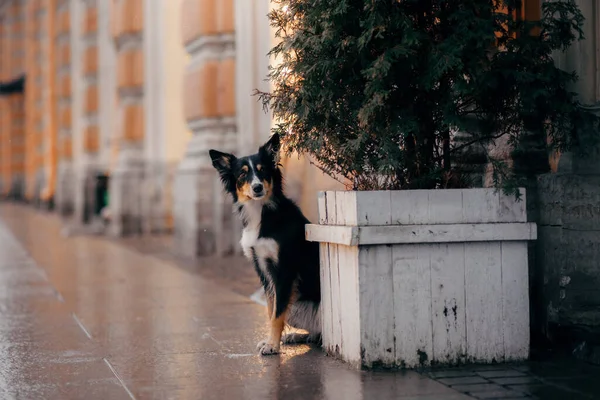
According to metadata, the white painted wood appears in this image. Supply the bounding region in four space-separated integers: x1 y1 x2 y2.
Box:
501 241 530 361
337 245 361 365
428 190 464 224
319 242 333 352
325 191 337 225
305 225 358 246
306 223 537 246
356 223 536 245
462 189 502 223
317 191 327 225
465 242 504 363
358 246 395 366
391 190 429 224
354 191 392 225
327 243 342 356
335 190 349 225
323 188 527 225
392 244 433 367
314 189 534 369
430 243 467 364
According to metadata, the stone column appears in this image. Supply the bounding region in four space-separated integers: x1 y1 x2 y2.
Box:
24 0 54 207
9 94 25 200
535 0 600 357
55 0 74 215
78 0 101 223
10 1 25 200
23 0 39 203
174 0 236 257
141 0 188 234
97 0 116 188
39 0 58 210
0 1 25 200
0 10 10 196
108 0 145 236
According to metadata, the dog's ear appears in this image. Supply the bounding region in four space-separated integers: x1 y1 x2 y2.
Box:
209 150 236 175
259 133 281 164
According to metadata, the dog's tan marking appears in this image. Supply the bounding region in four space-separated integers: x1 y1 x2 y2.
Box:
262 179 272 198
257 311 287 355
257 293 289 355
266 292 274 320
236 183 253 202
256 164 262 171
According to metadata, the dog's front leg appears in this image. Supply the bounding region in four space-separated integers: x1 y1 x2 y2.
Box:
257 277 292 355
257 309 287 355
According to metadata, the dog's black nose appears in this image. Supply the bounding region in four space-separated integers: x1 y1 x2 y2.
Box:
252 184 264 194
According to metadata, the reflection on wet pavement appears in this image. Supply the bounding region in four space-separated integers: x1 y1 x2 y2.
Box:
0 203 599 400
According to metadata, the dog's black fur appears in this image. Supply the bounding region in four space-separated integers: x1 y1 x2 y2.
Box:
209 134 321 355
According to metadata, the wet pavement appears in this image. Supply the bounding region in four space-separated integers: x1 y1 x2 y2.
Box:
0 203 599 400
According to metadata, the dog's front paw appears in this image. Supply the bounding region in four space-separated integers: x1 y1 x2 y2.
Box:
256 340 280 355
256 339 267 351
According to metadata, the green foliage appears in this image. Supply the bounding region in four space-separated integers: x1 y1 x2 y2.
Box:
258 0 593 192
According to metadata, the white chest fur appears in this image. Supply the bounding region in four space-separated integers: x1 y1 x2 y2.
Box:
238 201 280 275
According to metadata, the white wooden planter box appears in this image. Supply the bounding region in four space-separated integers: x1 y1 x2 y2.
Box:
305 189 536 369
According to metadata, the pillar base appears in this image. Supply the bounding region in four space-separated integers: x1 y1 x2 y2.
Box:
107 146 144 237
7 175 25 201
56 161 75 216
173 122 239 258
140 162 176 234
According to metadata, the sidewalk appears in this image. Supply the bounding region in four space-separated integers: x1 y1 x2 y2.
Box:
0 203 598 400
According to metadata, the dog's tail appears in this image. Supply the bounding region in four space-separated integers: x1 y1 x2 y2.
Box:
287 300 321 335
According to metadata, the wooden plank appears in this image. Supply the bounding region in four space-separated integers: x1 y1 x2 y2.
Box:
428 190 464 224
464 242 504 363
306 223 537 246
335 191 348 225
328 243 343 356
357 223 536 245
305 224 358 246
391 190 429 225
324 191 343 355
325 191 337 225
358 245 395 367
337 244 361 364
317 191 327 224
462 188 501 223
319 242 333 352
501 241 530 361
392 244 433 368
430 243 467 365
355 191 392 225
337 191 356 225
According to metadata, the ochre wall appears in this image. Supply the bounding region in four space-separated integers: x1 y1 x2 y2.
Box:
163 0 190 163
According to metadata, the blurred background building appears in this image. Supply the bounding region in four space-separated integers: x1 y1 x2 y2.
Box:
0 0 342 257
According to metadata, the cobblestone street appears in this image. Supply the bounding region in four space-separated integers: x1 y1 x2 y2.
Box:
0 203 598 400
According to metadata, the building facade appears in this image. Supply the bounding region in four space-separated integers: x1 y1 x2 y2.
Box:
0 0 343 246
0 0 598 360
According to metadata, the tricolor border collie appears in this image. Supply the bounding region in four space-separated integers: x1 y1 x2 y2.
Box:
209 133 321 355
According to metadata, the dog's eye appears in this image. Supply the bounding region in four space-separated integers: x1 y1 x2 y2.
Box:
238 172 246 179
